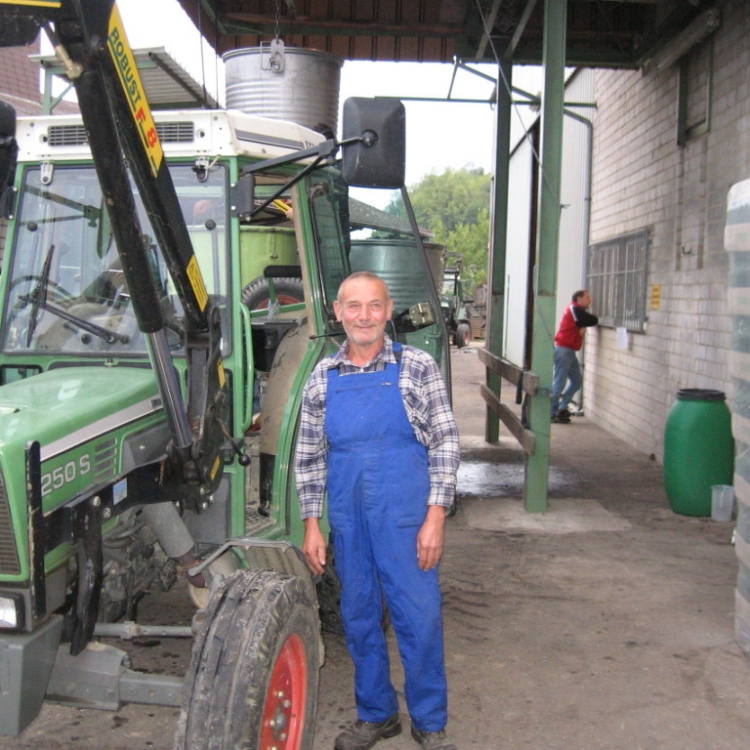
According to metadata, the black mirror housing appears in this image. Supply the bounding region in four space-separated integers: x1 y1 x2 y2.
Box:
341 97 405 189
231 171 255 218
0 99 18 194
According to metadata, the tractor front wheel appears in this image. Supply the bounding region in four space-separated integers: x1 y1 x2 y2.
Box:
175 568 320 750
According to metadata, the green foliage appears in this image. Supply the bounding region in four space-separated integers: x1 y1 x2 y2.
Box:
385 166 491 294
442 208 489 293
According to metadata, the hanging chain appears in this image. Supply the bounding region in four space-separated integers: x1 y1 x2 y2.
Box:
268 0 285 73
274 0 281 41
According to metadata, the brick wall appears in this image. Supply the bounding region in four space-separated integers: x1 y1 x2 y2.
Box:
587 0 750 458
1 38 42 263
0 38 44 123
0 42 42 113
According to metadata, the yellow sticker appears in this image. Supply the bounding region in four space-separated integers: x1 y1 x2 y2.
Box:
210 455 222 481
651 284 661 310
107 4 163 177
0 1 62 7
217 359 226 389
186 255 209 311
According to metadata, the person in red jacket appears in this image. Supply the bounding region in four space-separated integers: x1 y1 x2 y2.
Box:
551 290 598 423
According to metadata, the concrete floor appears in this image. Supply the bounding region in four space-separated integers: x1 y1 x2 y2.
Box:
6 343 750 749
312 344 750 750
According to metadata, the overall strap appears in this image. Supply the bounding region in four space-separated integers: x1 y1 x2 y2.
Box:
392 341 402 364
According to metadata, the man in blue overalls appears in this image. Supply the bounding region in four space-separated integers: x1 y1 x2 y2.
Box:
296 272 460 750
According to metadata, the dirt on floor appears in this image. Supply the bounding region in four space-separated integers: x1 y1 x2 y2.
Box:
5 343 750 750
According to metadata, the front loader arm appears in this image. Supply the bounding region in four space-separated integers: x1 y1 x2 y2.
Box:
0 0 228 498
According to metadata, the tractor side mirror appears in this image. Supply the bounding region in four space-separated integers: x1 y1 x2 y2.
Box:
0 99 18 197
393 301 437 334
341 97 405 189
231 171 255 219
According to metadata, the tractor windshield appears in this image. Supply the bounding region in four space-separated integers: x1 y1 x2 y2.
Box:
0 162 229 356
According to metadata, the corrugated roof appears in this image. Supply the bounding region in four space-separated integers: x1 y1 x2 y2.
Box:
177 0 717 69
29 47 218 111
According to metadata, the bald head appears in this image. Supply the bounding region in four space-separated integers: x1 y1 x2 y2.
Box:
334 272 394 358
337 271 391 303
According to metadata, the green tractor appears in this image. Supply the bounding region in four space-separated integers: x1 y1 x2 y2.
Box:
0 2 449 747
442 261 472 348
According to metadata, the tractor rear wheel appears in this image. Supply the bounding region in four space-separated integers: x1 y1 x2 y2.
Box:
175 568 320 750
242 277 304 310
455 322 471 348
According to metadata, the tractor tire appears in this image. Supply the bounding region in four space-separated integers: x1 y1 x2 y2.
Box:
316 543 391 636
175 568 320 750
454 322 471 348
316 544 345 635
242 277 304 310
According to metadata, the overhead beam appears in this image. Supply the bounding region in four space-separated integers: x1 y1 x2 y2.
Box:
474 0 504 61
505 0 539 61
221 12 466 38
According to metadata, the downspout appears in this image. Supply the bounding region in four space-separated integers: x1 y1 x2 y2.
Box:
563 105 593 413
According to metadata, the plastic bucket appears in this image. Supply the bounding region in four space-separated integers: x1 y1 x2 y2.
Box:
711 484 734 521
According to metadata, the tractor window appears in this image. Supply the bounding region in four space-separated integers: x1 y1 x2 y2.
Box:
307 168 351 318
1 163 229 356
160 162 231 355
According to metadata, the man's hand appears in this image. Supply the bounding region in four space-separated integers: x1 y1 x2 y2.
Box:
302 517 327 575
417 505 447 571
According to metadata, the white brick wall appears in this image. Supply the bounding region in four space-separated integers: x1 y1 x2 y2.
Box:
587 0 750 459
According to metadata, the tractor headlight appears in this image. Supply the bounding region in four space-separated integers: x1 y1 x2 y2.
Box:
0 595 19 628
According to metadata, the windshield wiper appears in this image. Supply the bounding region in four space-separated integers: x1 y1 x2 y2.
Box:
25 243 55 346
19 294 130 345
26 184 102 226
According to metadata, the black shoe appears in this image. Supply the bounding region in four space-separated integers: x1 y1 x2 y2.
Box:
410 726 458 750
554 409 571 423
334 714 402 750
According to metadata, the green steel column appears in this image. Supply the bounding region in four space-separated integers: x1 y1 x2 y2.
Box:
42 67 54 115
485 59 513 444
525 0 567 512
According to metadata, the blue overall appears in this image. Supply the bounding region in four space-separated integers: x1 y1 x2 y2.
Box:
325 346 447 732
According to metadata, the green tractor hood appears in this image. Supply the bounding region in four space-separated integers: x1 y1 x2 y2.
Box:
0 367 162 460
0 367 164 580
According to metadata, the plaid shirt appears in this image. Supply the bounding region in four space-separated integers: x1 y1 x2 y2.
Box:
295 336 460 519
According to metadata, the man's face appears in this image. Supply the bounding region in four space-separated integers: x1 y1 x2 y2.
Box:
578 292 592 309
334 276 394 348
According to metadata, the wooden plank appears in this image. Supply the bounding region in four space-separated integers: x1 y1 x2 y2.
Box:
477 347 539 395
480 384 536 455
469 318 484 340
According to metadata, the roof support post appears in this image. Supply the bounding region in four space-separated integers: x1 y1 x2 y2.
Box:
525 0 567 512
485 59 513 444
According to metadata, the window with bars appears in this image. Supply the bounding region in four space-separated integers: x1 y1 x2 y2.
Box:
587 228 650 332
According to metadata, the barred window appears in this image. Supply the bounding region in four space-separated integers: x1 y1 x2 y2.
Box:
587 229 650 332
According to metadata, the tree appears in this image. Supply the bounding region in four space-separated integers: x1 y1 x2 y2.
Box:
442 208 489 293
386 166 491 293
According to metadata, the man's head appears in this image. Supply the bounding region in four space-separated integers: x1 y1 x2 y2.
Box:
334 272 394 350
572 290 592 309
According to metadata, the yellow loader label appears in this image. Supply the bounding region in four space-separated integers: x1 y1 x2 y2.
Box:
107 3 163 177
0 1 62 7
186 255 209 311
